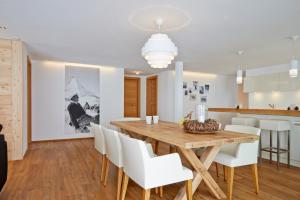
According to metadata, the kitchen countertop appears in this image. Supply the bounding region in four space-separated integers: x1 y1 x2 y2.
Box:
208 108 300 117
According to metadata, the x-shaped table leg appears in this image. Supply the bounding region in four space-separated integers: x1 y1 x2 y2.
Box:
174 145 226 200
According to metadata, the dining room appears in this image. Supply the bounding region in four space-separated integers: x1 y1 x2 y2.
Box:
1 0 300 200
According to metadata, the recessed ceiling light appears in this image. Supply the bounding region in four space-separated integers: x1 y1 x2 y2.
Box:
135 71 140 75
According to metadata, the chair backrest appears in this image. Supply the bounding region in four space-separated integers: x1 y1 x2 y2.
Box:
119 134 152 187
224 125 261 159
102 127 123 167
90 123 105 155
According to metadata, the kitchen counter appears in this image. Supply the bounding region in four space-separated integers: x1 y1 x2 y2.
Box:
208 107 300 167
208 108 300 117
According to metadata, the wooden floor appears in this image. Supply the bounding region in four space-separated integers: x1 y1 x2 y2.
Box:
1 139 300 200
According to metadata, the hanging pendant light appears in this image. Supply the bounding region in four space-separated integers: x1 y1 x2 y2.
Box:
290 59 298 78
142 19 178 69
236 69 243 84
289 36 299 78
236 51 244 84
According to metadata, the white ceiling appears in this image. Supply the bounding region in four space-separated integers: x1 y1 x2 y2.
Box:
1 0 300 75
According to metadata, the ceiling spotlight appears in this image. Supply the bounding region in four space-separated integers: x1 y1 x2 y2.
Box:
135 71 140 75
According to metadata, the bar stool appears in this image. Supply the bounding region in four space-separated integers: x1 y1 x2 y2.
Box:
259 119 291 169
232 117 257 127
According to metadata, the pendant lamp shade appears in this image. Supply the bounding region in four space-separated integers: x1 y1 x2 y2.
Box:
289 59 298 78
142 33 178 69
236 69 243 84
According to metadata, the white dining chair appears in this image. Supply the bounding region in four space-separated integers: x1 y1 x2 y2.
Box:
90 123 106 183
102 127 124 200
214 125 261 200
102 127 156 200
119 134 193 200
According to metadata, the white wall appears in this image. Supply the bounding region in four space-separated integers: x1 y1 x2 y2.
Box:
158 71 175 122
182 71 237 125
140 76 146 118
32 60 124 141
139 70 237 124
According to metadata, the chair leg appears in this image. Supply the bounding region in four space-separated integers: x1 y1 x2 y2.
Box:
142 189 151 200
186 179 192 200
117 167 123 200
120 174 129 200
154 140 159 154
215 162 219 177
251 164 259 194
103 159 110 186
100 155 106 182
227 167 234 200
159 186 163 198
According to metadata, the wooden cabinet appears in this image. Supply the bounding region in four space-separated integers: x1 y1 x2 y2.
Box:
0 39 27 160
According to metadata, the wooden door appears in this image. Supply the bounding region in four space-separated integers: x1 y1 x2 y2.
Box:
27 56 32 145
146 76 158 116
124 77 140 117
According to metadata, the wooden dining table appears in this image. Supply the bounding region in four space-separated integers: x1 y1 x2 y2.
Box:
111 120 259 200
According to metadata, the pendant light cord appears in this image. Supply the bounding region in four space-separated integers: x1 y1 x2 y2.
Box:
292 39 296 59
291 36 298 59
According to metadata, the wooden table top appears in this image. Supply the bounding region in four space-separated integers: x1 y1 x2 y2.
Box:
111 120 259 149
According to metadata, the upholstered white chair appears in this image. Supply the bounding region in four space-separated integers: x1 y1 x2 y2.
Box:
214 125 261 200
90 123 106 182
119 134 193 200
102 127 124 200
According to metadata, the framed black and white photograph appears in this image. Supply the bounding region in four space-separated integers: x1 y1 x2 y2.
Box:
200 96 207 103
192 81 198 90
188 88 193 93
190 93 197 101
205 84 210 93
183 82 187 89
184 90 188 96
199 86 204 94
65 66 100 134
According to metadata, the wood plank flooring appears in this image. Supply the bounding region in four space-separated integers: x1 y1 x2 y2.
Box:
1 139 300 200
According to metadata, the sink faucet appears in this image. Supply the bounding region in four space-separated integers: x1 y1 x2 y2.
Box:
268 104 275 109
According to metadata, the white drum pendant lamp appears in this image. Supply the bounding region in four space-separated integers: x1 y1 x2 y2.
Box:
142 19 178 69
236 51 244 84
289 36 299 78
236 69 243 84
290 59 298 78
